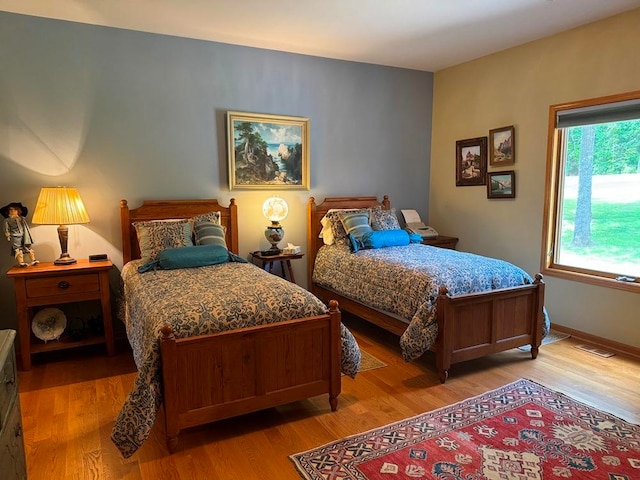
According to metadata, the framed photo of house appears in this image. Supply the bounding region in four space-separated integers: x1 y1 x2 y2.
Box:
455 136 487 186
487 170 516 198
227 111 310 190
489 125 515 166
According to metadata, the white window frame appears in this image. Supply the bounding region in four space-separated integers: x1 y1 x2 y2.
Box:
541 90 640 293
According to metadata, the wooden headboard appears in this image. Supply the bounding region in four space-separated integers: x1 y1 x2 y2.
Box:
306 195 390 288
120 198 239 264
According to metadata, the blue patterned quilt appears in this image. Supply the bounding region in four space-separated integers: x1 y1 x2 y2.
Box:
313 243 548 363
112 260 361 458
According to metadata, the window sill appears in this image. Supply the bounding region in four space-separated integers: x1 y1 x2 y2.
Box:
542 266 640 293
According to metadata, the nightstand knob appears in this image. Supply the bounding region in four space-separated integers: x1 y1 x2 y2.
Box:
57 281 70 289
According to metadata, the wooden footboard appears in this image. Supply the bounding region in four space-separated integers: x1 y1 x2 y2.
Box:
313 278 545 384
159 301 342 452
434 274 545 383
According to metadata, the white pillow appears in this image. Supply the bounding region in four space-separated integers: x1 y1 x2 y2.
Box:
320 208 371 246
320 208 358 245
319 215 335 245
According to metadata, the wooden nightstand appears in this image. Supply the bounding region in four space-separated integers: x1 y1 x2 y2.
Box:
249 251 304 284
421 235 459 250
6 259 114 370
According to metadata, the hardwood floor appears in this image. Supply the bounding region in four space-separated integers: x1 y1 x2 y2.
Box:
18 315 640 480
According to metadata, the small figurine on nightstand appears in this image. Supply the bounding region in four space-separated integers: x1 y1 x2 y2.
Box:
1 201 39 267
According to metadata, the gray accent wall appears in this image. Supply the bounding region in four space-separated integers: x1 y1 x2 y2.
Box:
0 12 433 332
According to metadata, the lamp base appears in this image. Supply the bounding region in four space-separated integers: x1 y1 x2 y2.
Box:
54 225 77 265
54 255 77 266
264 224 284 252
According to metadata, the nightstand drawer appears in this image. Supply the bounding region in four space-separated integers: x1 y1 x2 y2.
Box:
25 273 100 298
0 348 17 431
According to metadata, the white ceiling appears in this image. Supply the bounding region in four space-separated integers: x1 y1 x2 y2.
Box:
1 0 639 71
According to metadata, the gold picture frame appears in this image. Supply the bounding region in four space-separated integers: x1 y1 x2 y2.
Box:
227 111 310 190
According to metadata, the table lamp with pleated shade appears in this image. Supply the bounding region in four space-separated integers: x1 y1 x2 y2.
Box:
32 187 90 265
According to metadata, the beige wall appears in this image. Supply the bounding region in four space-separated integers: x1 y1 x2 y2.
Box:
430 8 640 348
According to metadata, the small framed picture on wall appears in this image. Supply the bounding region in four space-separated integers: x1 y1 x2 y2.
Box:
487 170 516 199
489 125 515 166
455 136 487 186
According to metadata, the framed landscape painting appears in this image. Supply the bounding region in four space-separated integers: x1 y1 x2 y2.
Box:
487 170 516 198
489 125 515 166
227 111 310 190
456 136 487 186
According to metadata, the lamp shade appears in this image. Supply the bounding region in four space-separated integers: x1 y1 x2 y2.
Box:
32 187 90 225
262 196 288 225
31 186 90 265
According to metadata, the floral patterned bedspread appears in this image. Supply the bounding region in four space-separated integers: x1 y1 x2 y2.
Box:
313 244 549 363
111 260 361 458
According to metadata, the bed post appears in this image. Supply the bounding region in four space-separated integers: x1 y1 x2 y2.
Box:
434 285 452 383
307 197 318 293
328 299 341 411
530 273 545 359
160 324 180 453
120 200 132 265
227 198 239 254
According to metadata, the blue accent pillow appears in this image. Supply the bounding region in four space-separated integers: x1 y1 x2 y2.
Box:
138 244 234 273
348 229 423 252
408 232 423 243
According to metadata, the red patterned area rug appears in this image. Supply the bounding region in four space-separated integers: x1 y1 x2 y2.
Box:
290 378 640 479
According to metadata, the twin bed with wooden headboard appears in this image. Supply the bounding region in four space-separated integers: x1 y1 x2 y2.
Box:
112 198 360 458
307 195 547 384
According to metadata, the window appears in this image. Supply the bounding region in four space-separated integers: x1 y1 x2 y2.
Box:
542 91 640 293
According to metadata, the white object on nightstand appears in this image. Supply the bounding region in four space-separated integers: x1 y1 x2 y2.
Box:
282 243 301 254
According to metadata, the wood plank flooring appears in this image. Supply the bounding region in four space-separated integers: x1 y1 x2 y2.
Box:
18 315 640 479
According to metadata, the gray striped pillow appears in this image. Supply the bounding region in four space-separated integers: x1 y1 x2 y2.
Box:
339 211 373 239
194 221 227 248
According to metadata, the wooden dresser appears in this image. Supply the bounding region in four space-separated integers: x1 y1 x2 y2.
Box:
0 329 27 479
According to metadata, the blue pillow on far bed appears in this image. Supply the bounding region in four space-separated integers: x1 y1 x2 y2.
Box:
348 229 422 252
137 244 243 273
